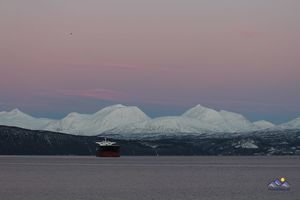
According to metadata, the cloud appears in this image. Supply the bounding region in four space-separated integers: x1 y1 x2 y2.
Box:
58 88 130 102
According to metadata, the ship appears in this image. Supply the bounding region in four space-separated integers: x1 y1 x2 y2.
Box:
95 139 120 157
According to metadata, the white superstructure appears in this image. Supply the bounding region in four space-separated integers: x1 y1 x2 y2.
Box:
96 139 116 146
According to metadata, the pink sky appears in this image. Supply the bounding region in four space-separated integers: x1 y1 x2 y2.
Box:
0 1 300 122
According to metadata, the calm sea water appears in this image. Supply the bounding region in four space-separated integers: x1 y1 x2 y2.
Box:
0 156 299 200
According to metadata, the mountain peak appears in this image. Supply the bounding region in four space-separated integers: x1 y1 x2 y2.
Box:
43 104 150 136
193 104 210 109
8 108 27 116
279 116 300 129
65 112 83 118
10 108 21 113
93 104 127 115
183 105 257 132
0 108 53 130
110 104 126 108
183 104 218 115
253 120 275 129
254 120 274 124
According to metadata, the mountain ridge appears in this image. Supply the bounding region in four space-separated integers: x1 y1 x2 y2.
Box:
0 104 299 136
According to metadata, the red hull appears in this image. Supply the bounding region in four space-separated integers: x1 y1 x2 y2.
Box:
96 151 120 157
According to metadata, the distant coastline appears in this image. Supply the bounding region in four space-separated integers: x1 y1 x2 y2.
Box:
1 125 299 156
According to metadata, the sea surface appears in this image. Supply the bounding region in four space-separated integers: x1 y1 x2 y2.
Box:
0 156 299 200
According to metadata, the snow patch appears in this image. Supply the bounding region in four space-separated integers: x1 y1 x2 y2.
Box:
234 140 258 149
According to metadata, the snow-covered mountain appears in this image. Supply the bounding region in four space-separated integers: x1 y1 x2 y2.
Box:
253 120 275 129
103 105 261 136
219 110 257 132
1 104 299 137
182 105 231 131
105 116 218 136
278 117 300 129
44 112 90 135
182 104 257 132
44 104 150 135
0 109 53 130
